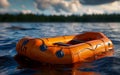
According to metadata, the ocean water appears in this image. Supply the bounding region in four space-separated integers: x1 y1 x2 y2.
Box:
0 23 120 75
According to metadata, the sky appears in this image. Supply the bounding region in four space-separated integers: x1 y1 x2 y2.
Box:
0 0 120 15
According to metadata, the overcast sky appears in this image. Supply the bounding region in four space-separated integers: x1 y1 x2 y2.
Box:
0 0 120 15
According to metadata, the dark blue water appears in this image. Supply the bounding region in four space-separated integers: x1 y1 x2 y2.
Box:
0 23 120 75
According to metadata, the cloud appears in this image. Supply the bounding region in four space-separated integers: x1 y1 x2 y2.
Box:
0 9 18 14
101 1 120 11
0 0 10 8
21 10 32 14
0 9 33 14
85 8 104 14
34 0 81 13
79 0 119 5
34 0 120 15
0 0 119 15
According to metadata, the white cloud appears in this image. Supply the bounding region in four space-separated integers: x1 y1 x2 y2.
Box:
34 0 120 15
0 9 18 14
0 9 33 14
85 8 104 14
0 0 10 8
34 0 81 13
100 2 120 11
77 1 120 15
0 0 120 15
21 10 32 14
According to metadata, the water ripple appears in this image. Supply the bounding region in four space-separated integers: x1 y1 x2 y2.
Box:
0 55 17 73
0 23 120 75
6 26 38 31
79 57 120 75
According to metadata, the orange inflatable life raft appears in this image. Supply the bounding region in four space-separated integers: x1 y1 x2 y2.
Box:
16 32 114 64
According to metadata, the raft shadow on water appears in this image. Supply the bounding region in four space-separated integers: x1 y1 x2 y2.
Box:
13 49 116 75
14 55 100 75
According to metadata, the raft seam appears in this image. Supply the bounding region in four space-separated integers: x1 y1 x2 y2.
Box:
100 39 107 52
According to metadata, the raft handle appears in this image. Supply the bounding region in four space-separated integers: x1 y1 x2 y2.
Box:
56 49 64 58
39 39 47 51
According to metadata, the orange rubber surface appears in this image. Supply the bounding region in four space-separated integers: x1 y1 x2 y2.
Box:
16 32 114 64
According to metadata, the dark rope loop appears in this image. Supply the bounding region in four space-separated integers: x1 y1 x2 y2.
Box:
56 48 64 58
39 39 47 51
